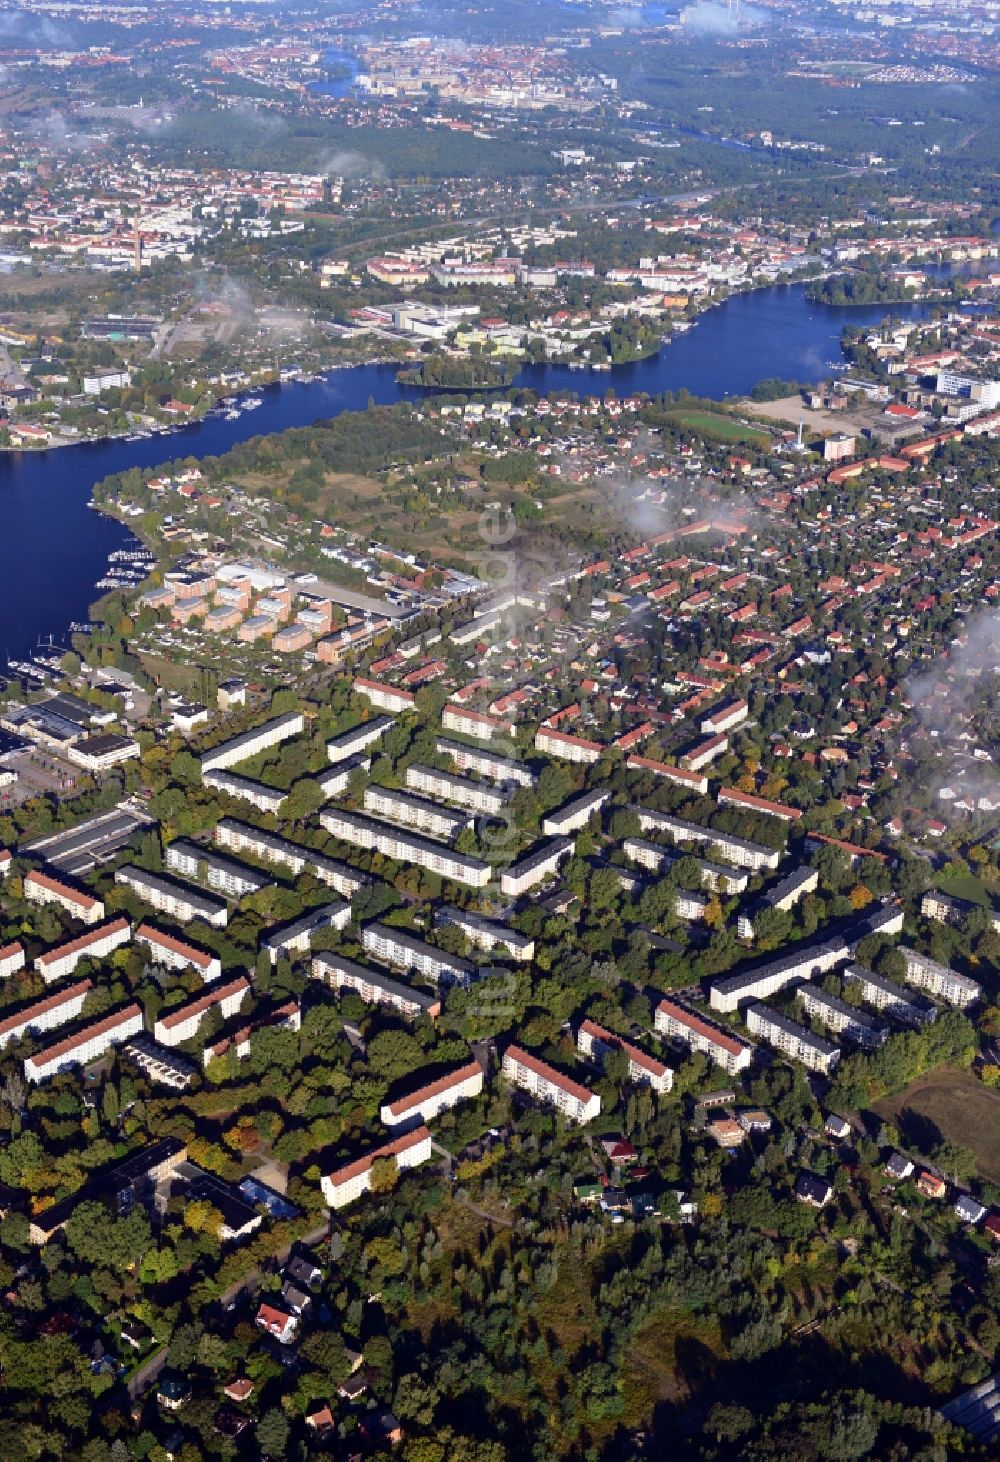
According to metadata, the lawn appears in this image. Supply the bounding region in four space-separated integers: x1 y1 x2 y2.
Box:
663 409 770 446
934 870 998 909
874 1065 1000 1183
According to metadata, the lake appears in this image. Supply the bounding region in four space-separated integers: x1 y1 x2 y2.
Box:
0 281 943 662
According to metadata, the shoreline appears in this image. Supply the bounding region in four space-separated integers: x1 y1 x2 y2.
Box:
0 276 818 458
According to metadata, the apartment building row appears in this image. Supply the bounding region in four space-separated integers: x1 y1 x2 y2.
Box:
311 950 442 1022
24 1002 144 1084
630 808 780 873
744 1002 841 1076
320 807 491 889
406 762 508 816
900 947 981 1010
32 916 130 985
24 869 105 926
502 1044 601 1124
843 963 937 1027
136 922 222 983
353 678 417 716
542 788 609 837
622 837 749 895
153 975 251 1048
709 937 849 1014
737 866 819 941
165 839 273 902
321 1124 433 1209
576 1018 672 1093
441 703 510 743
654 997 754 1076
326 714 394 764
199 711 305 773
260 900 351 966
361 922 476 988
434 905 534 962
202 768 287 816
203 997 301 1069
500 837 573 898
363 784 471 842
380 1059 484 1129
115 865 229 929
798 984 888 1050
317 752 371 803
213 818 369 898
0 977 93 1051
534 727 603 765
435 736 536 787
0 940 26 981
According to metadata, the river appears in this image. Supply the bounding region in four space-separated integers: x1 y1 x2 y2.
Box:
0 282 951 663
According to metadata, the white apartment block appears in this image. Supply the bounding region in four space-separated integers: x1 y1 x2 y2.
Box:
260 901 351 966
0 940 25 980
700 699 749 736
25 1002 144 1083
34 916 131 984
630 808 779 872
317 754 370 802
622 837 747 894
320 808 490 888
213 818 368 898
326 714 394 763
502 1044 601 1124
406 763 507 816
681 733 729 772
136 922 222 983
362 922 475 987
576 1018 672 1093
321 1124 433 1208
799 985 888 1050
0 977 92 1050
380 1060 484 1129
710 937 849 1014
843 964 936 1027
542 789 609 837
199 712 305 773
655 997 754 1076
24 869 105 925
202 769 286 815
900 947 981 1010
435 737 536 787
744 1002 841 1076
534 727 602 764
165 839 273 900
312 951 441 1021
441 704 509 742
500 837 573 897
203 998 301 1068
153 975 250 1047
364 785 470 841
435 906 534 962
353 677 416 715
115 866 229 928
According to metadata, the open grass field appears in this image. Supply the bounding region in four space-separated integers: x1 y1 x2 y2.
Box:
663 408 770 446
934 869 999 909
875 1065 1000 1183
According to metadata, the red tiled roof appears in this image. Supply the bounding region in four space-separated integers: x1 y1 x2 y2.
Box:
325 1124 431 1188
36 917 130 968
385 1059 482 1117
504 1044 594 1104
657 997 745 1058
0 978 92 1038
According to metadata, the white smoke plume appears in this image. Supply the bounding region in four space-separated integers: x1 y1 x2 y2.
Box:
319 149 386 182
